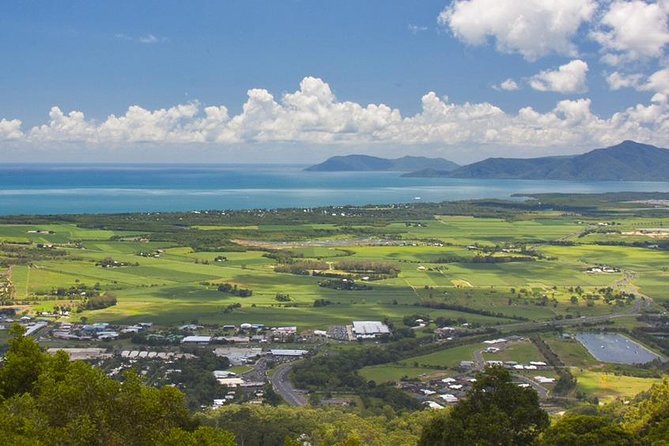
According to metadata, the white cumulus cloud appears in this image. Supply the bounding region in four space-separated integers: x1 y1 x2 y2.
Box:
0 118 23 140
438 0 597 60
640 68 669 94
2 76 669 155
529 60 589 93
495 79 520 91
606 68 669 95
592 0 669 64
607 71 644 90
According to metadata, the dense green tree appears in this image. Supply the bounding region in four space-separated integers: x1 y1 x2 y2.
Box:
605 378 669 445
199 404 429 446
0 325 235 445
155 426 235 446
0 325 47 398
538 415 637 446
418 366 549 446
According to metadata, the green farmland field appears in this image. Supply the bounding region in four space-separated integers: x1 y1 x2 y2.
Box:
0 202 667 331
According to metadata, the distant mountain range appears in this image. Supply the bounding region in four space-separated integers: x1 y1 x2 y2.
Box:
404 141 669 181
304 155 460 172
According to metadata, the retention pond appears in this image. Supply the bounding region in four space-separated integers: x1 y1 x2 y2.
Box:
575 333 662 365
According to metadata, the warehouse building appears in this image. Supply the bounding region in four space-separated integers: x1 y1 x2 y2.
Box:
351 321 391 339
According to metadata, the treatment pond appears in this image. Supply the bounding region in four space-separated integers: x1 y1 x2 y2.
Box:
575 333 662 365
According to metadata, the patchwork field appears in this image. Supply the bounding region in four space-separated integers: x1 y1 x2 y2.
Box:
0 210 666 330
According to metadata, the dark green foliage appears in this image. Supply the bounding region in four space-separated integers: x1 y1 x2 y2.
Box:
78 293 117 311
418 367 549 446
0 242 66 265
263 250 304 263
275 260 329 275
47 283 100 299
471 254 535 263
263 383 282 406
0 325 46 398
96 256 137 267
292 342 422 411
538 415 637 446
198 403 428 446
217 282 253 297
169 351 231 411
334 260 400 275
318 279 371 291
402 314 428 327
0 325 235 445
222 302 242 313
530 335 576 396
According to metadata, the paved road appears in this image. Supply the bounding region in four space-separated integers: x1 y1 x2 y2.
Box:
270 362 308 407
473 349 485 370
495 311 641 334
512 373 550 399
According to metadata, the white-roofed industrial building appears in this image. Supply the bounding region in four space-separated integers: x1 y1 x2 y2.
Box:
181 335 212 344
270 349 309 357
351 321 391 339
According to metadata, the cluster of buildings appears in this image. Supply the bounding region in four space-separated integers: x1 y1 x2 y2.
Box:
180 325 299 345
404 375 479 409
179 320 391 345
586 265 620 274
52 321 153 341
137 249 164 258
483 360 548 370
120 350 195 360
212 384 265 408
212 370 263 389
181 324 297 345
0 314 49 337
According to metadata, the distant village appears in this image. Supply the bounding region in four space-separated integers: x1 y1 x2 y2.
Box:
0 308 569 410
0 310 401 408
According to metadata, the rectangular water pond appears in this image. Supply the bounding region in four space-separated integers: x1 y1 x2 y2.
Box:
576 333 662 365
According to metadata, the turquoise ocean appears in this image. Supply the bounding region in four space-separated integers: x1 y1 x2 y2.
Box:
1 164 669 215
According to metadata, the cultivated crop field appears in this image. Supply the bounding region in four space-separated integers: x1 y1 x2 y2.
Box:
1 203 667 329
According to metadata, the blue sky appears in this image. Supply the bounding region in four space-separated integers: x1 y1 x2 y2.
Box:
1 0 669 163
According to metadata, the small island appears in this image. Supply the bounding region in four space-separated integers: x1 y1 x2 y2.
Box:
305 154 460 172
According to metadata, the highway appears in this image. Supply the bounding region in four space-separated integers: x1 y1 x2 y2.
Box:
495 311 641 334
270 361 308 407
